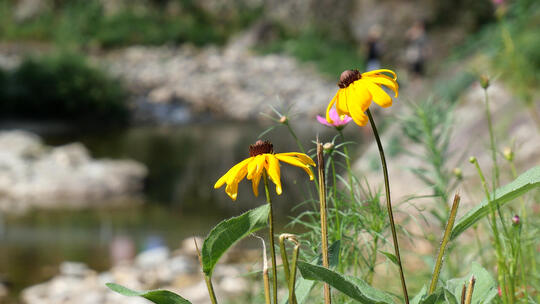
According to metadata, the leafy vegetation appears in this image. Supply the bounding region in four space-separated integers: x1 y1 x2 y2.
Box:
0 0 262 48
0 53 128 123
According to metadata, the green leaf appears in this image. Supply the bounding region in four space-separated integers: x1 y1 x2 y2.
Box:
410 285 428 304
379 251 398 266
297 261 394 304
106 283 191 304
284 241 341 304
446 262 497 304
202 204 270 276
451 166 540 240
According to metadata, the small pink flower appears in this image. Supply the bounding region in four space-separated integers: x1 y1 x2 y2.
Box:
492 0 504 5
317 109 352 129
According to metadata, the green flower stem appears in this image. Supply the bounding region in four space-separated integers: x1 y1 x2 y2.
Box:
338 129 355 203
317 142 332 304
285 122 306 154
429 194 461 294
263 173 278 304
194 238 219 304
366 109 409 303
330 157 342 242
471 158 509 304
483 88 500 188
279 234 300 304
483 88 512 241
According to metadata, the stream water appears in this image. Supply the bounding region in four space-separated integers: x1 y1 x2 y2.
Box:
0 121 348 298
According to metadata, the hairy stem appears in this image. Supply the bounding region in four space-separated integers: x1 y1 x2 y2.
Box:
366 109 409 303
263 173 278 304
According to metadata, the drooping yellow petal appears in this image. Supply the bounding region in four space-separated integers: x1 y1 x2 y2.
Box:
247 155 263 180
214 157 252 189
347 84 370 126
365 81 392 108
335 89 349 118
250 155 266 196
362 69 397 80
277 152 316 167
368 75 399 97
275 154 314 180
224 161 249 200
325 92 338 124
265 154 282 195
225 180 240 200
351 81 373 111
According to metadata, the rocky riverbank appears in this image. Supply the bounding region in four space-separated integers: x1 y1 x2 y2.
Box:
21 238 258 304
102 30 336 123
0 130 147 214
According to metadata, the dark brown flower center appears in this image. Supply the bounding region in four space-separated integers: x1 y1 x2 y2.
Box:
249 140 273 157
338 69 361 88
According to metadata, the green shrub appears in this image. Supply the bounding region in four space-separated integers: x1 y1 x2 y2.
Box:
257 27 365 77
1 53 128 124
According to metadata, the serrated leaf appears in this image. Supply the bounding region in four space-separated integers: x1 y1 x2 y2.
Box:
297 261 394 304
446 262 497 304
106 283 191 304
283 241 341 304
379 251 398 266
202 204 270 276
451 166 540 240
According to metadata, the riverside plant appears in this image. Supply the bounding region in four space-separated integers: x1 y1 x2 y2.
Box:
106 69 540 304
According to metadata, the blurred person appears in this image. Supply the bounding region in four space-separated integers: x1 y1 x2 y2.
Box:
365 25 383 71
405 20 429 77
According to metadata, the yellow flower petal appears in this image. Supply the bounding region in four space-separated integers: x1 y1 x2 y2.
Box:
347 84 370 126
365 81 392 108
250 155 266 196
277 152 316 167
265 154 282 195
214 157 252 189
275 154 314 180
225 161 249 200
362 69 397 80
336 89 349 118
368 75 399 97
326 92 338 124
247 155 262 179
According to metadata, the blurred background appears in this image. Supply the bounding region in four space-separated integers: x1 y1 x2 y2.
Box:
0 0 538 303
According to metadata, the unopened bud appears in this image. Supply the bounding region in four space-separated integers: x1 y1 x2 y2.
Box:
503 147 514 161
453 167 463 179
279 116 288 124
323 142 334 151
480 75 490 89
512 215 520 226
469 156 477 164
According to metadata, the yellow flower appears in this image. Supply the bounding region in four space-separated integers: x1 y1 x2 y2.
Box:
214 140 315 201
326 69 399 126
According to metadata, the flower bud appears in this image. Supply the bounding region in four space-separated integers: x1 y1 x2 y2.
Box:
469 156 476 164
453 167 463 179
279 116 288 124
323 142 334 152
480 75 490 89
503 147 514 161
512 215 520 226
